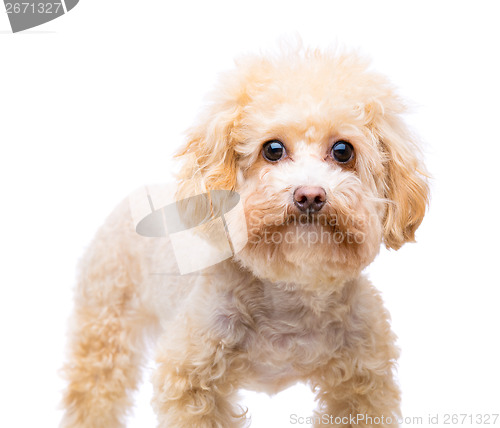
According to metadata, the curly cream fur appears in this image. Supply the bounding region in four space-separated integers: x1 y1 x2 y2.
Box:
61 47 428 428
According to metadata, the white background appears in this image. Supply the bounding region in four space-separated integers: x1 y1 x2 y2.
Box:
1 1 500 427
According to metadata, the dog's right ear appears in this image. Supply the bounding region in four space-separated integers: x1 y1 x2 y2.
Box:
176 55 270 198
173 95 247 256
176 99 242 200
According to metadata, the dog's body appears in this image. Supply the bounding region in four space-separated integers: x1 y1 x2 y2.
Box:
61 48 428 428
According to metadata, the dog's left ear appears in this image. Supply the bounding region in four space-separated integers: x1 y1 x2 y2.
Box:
374 109 430 250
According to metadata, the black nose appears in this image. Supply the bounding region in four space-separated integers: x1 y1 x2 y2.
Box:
293 186 326 212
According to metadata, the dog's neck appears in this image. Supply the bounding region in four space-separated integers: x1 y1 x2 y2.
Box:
224 257 353 306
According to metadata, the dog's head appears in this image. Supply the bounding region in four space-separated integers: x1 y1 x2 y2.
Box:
177 48 429 285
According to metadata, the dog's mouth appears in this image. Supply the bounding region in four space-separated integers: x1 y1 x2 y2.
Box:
285 212 338 229
244 198 371 247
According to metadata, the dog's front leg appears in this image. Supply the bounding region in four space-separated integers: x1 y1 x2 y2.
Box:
309 285 401 427
152 314 249 428
310 353 401 428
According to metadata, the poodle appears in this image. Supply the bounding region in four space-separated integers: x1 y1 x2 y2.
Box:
60 46 429 428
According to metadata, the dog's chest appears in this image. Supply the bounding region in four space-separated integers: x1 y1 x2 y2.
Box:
239 291 347 390
212 282 351 391
240 309 334 393
252 305 333 353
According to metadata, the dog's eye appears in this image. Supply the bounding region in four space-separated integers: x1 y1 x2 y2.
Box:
262 140 286 162
331 141 354 163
